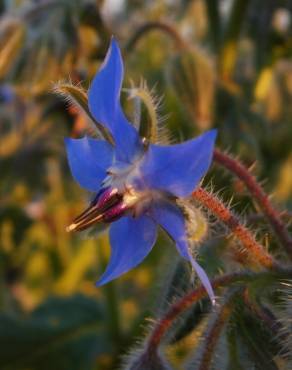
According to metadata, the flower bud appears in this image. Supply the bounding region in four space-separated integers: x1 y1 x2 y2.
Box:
166 47 215 131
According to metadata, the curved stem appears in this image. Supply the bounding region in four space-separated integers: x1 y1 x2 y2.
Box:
127 81 159 144
125 21 187 54
243 289 282 337
146 268 292 353
213 149 292 260
198 290 237 370
192 187 277 269
147 272 245 352
53 83 114 145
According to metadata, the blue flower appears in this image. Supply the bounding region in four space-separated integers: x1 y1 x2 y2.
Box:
65 38 217 303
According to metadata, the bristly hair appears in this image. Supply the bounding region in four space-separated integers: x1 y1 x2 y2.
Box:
176 198 209 256
275 281 292 365
124 78 173 145
52 80 113 142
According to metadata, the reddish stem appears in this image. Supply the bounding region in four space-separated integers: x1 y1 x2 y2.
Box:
198 293 235 370
213 149 292 260
192 187 276 269
146 268 292 355
243 289 281 336
147 272 247 352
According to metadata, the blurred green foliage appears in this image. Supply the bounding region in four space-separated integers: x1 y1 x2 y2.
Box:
0 0 291 369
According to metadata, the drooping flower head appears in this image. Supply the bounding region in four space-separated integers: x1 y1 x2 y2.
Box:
65 38 217 303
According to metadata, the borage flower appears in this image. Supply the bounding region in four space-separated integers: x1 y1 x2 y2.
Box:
65 38 217 303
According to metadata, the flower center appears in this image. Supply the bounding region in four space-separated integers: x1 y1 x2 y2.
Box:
66 155 156 232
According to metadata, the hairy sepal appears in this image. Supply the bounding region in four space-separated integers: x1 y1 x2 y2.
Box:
53 82 114 144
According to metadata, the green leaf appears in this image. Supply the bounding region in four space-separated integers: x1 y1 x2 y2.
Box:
0 294 110 370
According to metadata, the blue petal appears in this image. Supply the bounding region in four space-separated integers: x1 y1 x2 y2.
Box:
151 201 215 304
65 137 113 191
88 38 141 163
140 130 217 197
96 215 157 285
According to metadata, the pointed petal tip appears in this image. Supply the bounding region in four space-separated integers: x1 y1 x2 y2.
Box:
141 128 218 197
95 271 117 287
187 254 216 305
109 35 120 49
208 128 218 139
102 36 122 70
207 291 216 305
88 35 124 137
95 278 106 287
205 128 217 159
88 37 142 162
202 128 217 144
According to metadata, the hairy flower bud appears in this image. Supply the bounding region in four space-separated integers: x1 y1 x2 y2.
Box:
167 47 215 131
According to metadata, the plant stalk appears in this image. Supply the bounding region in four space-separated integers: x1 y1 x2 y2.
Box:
213 149 292 260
